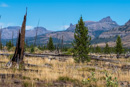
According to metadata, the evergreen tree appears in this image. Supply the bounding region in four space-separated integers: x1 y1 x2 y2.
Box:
110 47 115 53
72 16 91 63
30 44 35 53
115 36 123 55
104 43 110 54
43 45 46 50
90 45 95 53
47 37 54 51
0 43 2 50
95 45 101 53
6 41 14 50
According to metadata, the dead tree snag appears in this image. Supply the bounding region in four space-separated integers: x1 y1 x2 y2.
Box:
0 27 2 50
6 8 27 68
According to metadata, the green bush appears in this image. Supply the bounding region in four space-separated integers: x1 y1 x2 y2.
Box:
23 82 31 87
6 41 14 50
30 47 34 53
105 73 118 87
58 76 79 83
82 72 97 86
63 48 74 55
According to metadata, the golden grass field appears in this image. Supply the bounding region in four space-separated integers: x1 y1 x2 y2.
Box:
0 52 130 87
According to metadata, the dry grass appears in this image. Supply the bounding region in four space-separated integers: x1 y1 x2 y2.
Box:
0 53 130 87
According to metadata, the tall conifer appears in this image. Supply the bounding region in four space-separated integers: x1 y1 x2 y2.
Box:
72 16 91 62
47 37 54 51
115 36 123 57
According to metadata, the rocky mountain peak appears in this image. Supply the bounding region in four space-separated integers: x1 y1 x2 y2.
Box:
99 16 113 22
34 27 47 31
70 23 73 27
125 19 130 26
4 26 21 30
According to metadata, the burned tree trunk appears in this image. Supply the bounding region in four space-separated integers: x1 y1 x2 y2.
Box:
12 31 14 46
56 33 59 54
0 27 2 50
6 9 27 68
34 20 40 46
61 35 63 50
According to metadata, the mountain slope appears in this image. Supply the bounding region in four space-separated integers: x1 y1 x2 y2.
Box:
99 20 130 38
95 20 130 47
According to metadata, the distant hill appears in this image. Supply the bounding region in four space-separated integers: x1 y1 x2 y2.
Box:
1 26 52 39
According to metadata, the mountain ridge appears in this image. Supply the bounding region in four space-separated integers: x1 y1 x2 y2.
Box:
25 16 120 45
1 26 52 39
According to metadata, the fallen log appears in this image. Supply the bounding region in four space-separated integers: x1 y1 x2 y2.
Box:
0 53 72 57
24 53 72 57
1 53 130 65
90 55 121 64
0 74 22 79
0 53 10 56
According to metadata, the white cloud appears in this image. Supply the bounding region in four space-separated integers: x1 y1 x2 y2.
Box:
0 22 4 26
0 3 9 7
26 26 33 30
63 25 69 29
7 23 14 26
56 25 69 31
0 22 16 28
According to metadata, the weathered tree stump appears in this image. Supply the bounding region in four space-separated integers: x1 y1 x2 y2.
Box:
6 8 27 68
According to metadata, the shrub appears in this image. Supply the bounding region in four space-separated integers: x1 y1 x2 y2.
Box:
58 76 79 83
105 73 118 87
30 47 34 53
6 41 14 50
82 72 97 86
23 82 31 87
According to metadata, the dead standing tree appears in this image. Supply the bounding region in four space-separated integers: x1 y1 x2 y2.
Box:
34 20 40 46
0 27 2 50
6 9 27 68
12 31 14 45
0 15 2 50
61 35 63 50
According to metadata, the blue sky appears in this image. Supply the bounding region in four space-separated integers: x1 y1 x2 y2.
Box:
0 0 130 31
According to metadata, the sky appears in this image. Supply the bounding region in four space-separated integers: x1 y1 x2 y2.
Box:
0 0 130 31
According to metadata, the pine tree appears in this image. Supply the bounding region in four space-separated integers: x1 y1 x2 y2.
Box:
115 36 123 57
6 41 14 50
95 45 101 53
72 16 91 63
90 45 95 53
104 43 110 54
47 37 54 51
